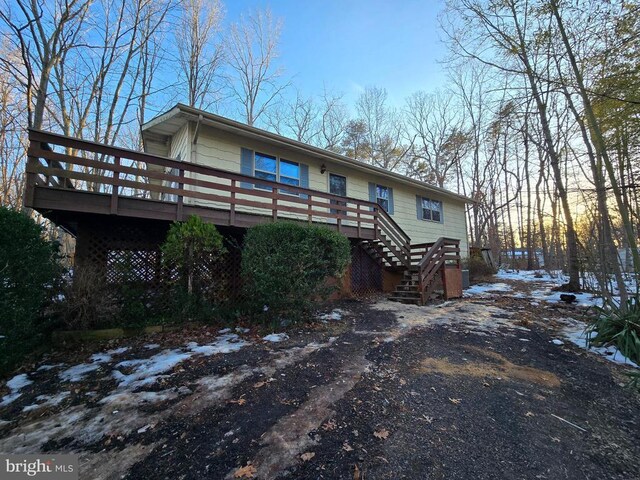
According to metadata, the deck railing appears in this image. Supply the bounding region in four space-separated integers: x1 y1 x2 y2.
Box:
25 129 411 267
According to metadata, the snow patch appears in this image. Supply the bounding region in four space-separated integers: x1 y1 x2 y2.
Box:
37 364 65 371
107 347 129 355
464 283 513 297
1 374 33 407
551 339 564 346
562 323 639 368
529 289 601 308
263 333 289 343
22 391 71 412
317 309 344 321
113 350 192 388
187 334 248 356
60 363 101 383
143 344 160 350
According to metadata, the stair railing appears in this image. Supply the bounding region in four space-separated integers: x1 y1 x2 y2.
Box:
376 207 411 268
416 237 461 304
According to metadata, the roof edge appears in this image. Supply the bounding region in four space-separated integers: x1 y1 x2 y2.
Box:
143 103 473 204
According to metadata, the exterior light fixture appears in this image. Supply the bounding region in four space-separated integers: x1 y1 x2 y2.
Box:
320 163 326 174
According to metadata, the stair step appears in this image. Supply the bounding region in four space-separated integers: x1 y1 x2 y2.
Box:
392 290 421 297
389 296 421 304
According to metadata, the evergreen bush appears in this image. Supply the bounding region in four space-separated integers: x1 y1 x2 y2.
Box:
0 207 63 373
241 221 351 322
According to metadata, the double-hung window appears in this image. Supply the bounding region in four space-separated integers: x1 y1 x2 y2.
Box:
376 185 390 212
253 153 300 194
419 197 443 222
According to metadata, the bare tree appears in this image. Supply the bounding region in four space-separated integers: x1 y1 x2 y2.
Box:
443 0 581 290
0 0 91 130
266 90 319 143
0 44 27 207
355 86 410 172
405 90 469 188
176 0 224 109
226 8 287 126
318 87 348 152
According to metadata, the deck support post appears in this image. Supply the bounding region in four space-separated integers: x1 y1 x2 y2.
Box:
110 157 120 214
177 168 185 221
230 179 236 225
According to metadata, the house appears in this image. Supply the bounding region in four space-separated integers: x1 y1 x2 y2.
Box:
24 104 470 304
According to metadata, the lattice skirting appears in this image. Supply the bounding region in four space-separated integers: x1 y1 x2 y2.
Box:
73 218 245 311
350 242 383 296
71 218 384 315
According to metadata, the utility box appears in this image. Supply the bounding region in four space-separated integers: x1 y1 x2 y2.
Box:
462 269 470 289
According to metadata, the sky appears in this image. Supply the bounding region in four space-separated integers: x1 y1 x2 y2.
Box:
223 0 449 108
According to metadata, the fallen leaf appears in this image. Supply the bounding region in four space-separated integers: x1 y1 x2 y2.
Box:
551 437 561 443
229 398 247 406
373 428 389 439
422 415 434 424
483 382 490 387
234 464 256 478
322 419 337 431
525 411 534 417
253 381 266 388
353 464 361 480
343 442 354 452
300 452 315 462
448 398 461 405
373 385 382 391
399 378 407 385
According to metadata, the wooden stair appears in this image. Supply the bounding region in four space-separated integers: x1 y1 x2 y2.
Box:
388 238 461 305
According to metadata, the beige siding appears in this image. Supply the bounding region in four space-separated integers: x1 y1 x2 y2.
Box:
187 125 469 256
170 123 191 161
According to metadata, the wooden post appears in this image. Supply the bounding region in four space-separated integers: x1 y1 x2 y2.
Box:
272 189 278 221
230 179 236 226
307 194 312 223
356 203 362 238
177 168 185 221
110 157 120 214
373 207 379 239
24 156 38 208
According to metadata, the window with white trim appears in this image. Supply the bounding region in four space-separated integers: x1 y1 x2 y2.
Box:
420 197 443 222
254 153 300 193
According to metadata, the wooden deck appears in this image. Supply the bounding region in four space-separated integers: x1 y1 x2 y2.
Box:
25 129 406 262
24 129 462 303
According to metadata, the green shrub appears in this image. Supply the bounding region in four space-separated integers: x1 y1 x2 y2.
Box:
0 207 63 373
587 296 640 366
161 215 226 298
241 222 351 322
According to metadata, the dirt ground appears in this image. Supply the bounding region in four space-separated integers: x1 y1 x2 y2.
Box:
1 276 639 480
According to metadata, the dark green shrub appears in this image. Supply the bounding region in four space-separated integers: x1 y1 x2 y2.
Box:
0 207 63 373
241 222 351 321
161 215 226 298
587 296 640 366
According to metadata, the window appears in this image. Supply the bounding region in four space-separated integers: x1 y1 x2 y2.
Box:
420 197 443 222
376 184 390 212
279 159 300 194
329 173 347 215
254 153 277 190
253 152 299 194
